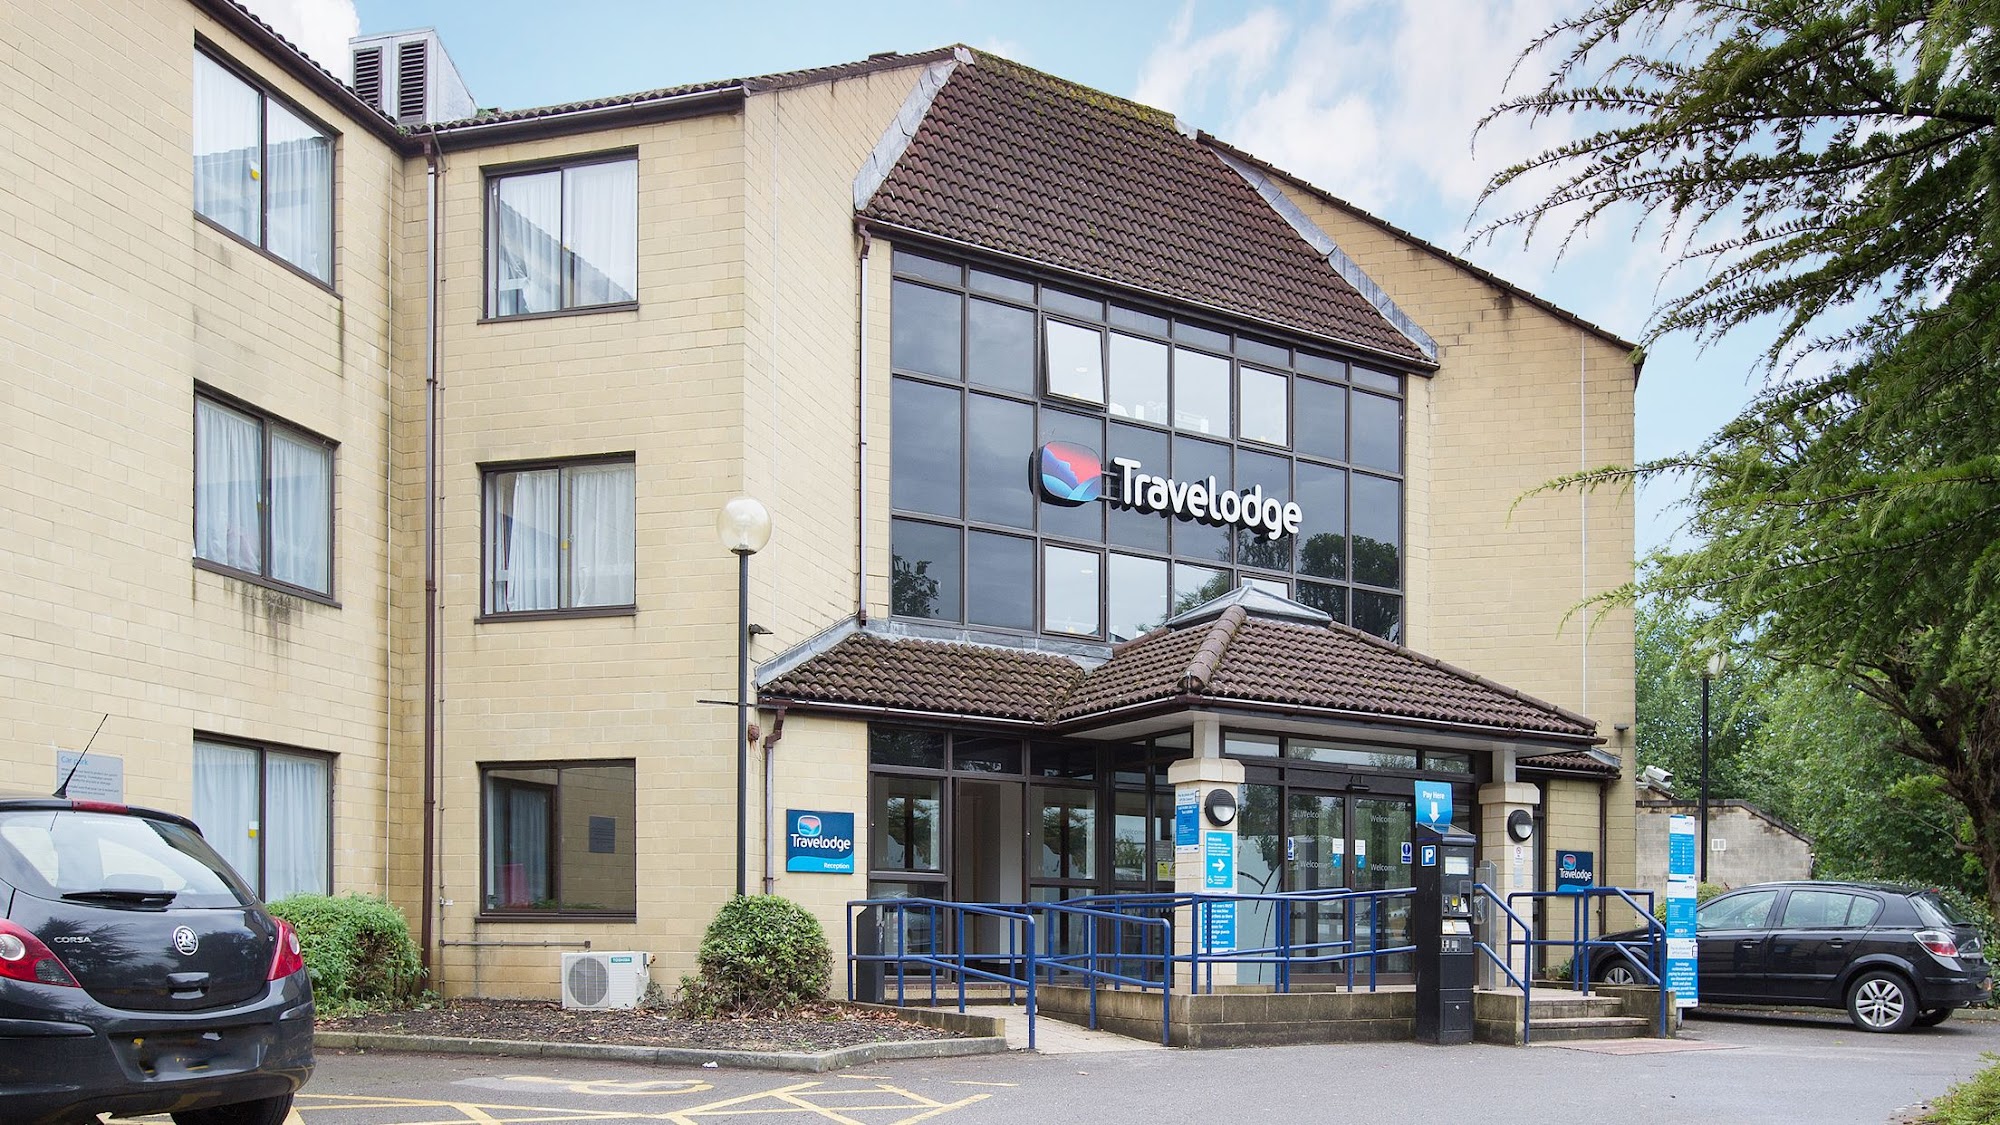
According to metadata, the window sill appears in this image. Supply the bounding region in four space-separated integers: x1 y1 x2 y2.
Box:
478 302 640 325
477 911 638 924
194 558 340 608
477 605 637 624
194 213 339 297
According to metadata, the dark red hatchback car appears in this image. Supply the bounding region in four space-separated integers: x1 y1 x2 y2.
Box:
0 797 314 1124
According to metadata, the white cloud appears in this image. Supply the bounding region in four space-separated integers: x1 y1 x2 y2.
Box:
1134 3 1289 117
241 0 360 84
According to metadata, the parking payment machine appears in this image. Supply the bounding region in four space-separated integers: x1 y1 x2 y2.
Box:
1413 828 1478 1044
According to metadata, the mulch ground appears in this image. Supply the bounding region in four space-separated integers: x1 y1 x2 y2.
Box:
319 999 963 1053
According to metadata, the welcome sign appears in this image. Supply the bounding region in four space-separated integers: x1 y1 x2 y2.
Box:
785 810 855 874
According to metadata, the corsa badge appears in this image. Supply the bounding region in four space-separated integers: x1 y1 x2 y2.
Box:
172 926 200 956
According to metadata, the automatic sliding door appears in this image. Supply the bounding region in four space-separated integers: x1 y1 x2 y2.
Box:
1286 792 1348 975
1352 795 1413 973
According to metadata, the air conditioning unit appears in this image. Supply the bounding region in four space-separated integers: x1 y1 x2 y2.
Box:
560 950 651 1010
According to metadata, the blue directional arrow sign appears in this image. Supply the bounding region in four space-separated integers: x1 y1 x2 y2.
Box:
1414 781 1453 832
1204 831 1235 890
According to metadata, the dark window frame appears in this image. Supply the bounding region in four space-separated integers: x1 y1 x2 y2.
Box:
478 758 638 920
189 732 335 901
481 149 641 321
887 246 1410 643
478 452 638 620
192 41 339 292
192 386 339 604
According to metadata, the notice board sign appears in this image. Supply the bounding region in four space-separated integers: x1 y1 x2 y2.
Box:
1665 815 1699 1008
785 810 855 873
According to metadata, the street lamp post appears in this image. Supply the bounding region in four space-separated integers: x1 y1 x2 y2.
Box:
1698 647 1730 884
716 496 772 900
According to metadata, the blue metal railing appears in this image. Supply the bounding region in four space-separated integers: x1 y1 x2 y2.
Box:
1473 883 1537 1044
1500 886 1670 1039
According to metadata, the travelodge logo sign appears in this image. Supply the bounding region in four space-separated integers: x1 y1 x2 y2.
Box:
1034 443 1303 540
785 809 855 874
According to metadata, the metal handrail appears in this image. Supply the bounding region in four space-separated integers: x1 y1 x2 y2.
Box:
1473 882 1536 1044
845 897 1041 1049
1502 886 1671 1039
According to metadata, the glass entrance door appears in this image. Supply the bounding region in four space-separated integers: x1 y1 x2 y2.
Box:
1352 795 1414 974
1285 793 1348 972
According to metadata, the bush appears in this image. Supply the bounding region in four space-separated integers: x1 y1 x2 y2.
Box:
675 895 831 1018
1923 1053 2000 1124
1651 882 1728 924
268 893 423 1008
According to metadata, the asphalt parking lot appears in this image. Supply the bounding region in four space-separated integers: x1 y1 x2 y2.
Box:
109 1009 1998 1125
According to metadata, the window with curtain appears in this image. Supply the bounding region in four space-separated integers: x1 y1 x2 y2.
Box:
195 393 334 596
483 456 635 615
481 762 636 914
487 155 638 317
193 51 334 283
191 738 331 901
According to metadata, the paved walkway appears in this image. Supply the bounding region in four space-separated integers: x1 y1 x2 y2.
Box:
930 1004 1165 1053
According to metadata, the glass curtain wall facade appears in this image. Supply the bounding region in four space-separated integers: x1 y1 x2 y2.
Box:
888 248 1409 644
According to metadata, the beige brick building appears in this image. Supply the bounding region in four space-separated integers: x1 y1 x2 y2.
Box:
1 0 1638 1001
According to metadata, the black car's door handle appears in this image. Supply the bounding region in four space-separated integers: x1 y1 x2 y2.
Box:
168 972 210 998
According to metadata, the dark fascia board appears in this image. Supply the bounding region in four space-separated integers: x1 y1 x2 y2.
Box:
193 0 408 149
1199 134 1645 380
428 88 745 152
1051 692 1603 747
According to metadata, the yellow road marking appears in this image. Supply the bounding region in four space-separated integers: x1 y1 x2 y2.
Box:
500 1076 716 1097
945 1081 1017 1087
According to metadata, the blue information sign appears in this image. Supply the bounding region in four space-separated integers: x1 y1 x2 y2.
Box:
1400 841 1413 865
1204 900 1236 952
785 810 855 873
1664 815 1699 1007
1421 844 1438 867
1204 831 1235 890
1175 791 1199 848
1555 850 1596 892
1414 781 1453 832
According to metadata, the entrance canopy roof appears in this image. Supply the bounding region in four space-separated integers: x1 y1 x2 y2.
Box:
761 592 1600 750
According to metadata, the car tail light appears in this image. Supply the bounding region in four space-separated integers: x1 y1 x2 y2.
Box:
268 918 305 981
0 921 81 987
1917 929 1960 959
68 800 128 814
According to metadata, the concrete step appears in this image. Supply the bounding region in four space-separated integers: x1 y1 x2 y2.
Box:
1530 1015 1654 1042
1527 994 1626 1021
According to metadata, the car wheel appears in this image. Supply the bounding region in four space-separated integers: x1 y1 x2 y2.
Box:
171 1093 295 1125
1598 962 1640 987
1847 971 1917 1033
1915 1007 1953 1028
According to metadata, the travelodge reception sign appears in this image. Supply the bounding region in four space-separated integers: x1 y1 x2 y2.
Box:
1036 442 1303 540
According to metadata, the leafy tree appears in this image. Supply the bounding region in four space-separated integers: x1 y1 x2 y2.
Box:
1632 596 1763 798
1482 0 2000 916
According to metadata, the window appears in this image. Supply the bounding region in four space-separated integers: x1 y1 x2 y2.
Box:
482 761 636 914
192 738 331 900
887 248 1408 642
194 393 334 596
487 156 638 317
193 51 334 283
483 457 635 615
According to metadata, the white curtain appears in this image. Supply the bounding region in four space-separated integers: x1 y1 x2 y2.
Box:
264 99 332 282
564 160 638 307
193 741 259 887
486 781 550 908
490 468 559 610
567 462 635 607
270 428 331 593
195 398 263 573
263 752 329 901
193 53 261 243
491 171 562 315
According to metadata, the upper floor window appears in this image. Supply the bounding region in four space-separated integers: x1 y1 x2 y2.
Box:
195 393 334 597
486 156 638 317
483 456 636 616
192 50 334 283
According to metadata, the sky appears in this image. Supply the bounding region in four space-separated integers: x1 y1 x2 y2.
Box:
250 0 1786 558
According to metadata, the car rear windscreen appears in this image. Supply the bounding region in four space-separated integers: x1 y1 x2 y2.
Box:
1912 891 1972 929
0 810 253 909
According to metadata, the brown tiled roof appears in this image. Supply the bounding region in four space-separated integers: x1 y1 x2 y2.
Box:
763 612 1596 742
1057 609 1596 738
1519 750 1621 777
760 633 1085 724
858 54 1430 365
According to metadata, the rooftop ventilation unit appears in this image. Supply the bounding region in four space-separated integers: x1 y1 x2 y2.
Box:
560 950 651 1010
347 29 475 126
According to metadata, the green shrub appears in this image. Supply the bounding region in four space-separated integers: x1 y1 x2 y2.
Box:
1651 882 1728 924
1923 1053 2000 1124
675 895 831 1018
268 893 423 1008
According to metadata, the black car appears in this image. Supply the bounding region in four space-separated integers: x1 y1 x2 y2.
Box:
0 796 314 1124
1591 880 1990 1032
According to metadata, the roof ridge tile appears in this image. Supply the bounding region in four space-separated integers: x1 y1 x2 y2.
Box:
1181 605 1247 693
